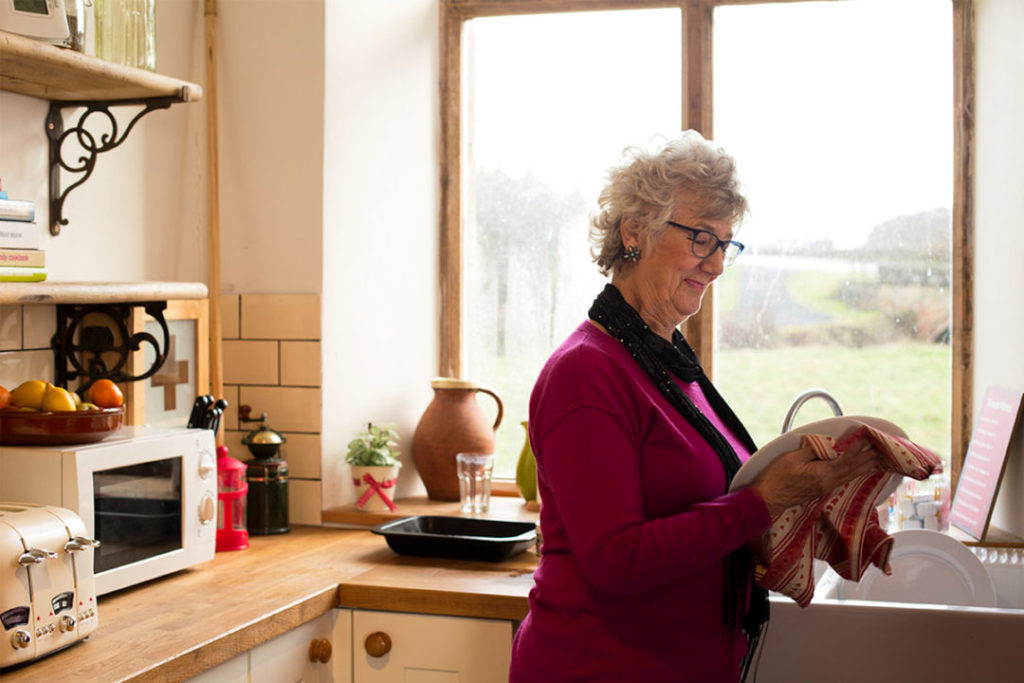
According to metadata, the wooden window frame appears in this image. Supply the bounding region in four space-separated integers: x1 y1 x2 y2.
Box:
439 0 975 487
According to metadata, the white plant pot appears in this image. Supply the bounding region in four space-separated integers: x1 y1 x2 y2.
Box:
351 464 400 512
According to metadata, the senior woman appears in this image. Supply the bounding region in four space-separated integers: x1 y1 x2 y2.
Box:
509 132 883 682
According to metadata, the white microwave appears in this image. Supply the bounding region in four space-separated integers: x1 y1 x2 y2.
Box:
0 426 217 595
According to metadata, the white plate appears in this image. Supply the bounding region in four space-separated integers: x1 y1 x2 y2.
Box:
837 529 996 607
728 415 907 499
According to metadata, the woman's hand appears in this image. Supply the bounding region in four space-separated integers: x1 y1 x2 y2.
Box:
752 437 887 517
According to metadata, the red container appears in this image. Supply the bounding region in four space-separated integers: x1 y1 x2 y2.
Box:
216 446 249 551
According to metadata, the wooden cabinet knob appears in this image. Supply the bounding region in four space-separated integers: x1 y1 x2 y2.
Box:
308 638 332 663
364 631 392 657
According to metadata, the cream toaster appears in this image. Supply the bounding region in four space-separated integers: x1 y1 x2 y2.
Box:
0 502 99 669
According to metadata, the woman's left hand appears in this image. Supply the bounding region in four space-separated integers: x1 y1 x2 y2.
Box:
752 437 887 517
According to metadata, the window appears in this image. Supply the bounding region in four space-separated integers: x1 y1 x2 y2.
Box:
440 0 973 485
712 1 954 465
462 9 681 476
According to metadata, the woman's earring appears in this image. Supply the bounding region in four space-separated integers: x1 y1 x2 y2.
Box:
624 245 641 263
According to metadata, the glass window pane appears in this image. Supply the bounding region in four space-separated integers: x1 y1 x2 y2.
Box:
464 9 681 477
712 1 953 467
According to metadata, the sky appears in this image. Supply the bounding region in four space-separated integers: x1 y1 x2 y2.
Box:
467 0 952 251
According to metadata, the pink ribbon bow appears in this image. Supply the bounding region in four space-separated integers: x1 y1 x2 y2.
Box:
353 473 397 511
754 422 943 607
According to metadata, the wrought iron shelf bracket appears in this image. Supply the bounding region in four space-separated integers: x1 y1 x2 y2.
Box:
46 90 189 236
53 301 170 395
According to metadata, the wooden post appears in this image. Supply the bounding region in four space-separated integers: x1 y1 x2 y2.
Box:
205 0 224 443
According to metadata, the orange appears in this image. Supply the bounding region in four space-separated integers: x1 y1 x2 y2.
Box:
89 379 124 408
0 385 10 410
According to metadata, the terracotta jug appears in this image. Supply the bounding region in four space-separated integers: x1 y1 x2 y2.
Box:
412 378 504 501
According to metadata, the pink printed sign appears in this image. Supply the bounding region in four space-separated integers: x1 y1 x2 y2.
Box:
950 387 1024 540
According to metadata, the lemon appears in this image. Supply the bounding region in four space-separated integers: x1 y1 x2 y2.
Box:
10 380 48 409
41 384 78 412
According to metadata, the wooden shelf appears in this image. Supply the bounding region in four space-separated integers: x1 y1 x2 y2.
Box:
0 30 202 102
0 281 208 305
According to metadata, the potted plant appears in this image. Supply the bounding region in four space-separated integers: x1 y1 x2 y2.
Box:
347 422 402 512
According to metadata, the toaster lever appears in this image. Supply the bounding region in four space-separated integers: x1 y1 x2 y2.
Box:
18 548 59 565
65 536 102 552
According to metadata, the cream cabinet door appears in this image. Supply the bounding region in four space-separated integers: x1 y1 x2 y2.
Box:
352 610 512 683
187 650 249 683
187 608 353 683
251 608 353 683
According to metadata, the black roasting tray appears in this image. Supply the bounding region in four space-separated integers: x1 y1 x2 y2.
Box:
371 515 536 562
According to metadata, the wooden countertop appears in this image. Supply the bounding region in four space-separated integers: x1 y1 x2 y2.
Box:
0 281 209 305
3 525 537 683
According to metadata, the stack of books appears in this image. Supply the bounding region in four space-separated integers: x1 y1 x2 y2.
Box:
0 182 45 282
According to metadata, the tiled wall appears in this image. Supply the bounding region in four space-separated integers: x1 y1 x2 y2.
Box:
220 293 323 526
0 304 57 387
0 295 325 527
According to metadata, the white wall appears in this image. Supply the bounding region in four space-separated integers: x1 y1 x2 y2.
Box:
216 0 324 294
975 0 1024 536
320 0 439 509
0 0 207 283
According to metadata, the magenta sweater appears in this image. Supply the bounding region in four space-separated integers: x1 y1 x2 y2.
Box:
510 321 772 682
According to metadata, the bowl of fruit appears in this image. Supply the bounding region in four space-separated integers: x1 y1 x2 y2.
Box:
0 379 125 446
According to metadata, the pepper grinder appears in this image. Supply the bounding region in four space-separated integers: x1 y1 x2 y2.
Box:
240 405 290 535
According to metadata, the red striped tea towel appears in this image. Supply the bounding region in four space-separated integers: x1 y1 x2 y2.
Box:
752 423 942 607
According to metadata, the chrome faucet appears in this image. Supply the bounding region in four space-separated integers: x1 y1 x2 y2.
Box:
781 389 843 433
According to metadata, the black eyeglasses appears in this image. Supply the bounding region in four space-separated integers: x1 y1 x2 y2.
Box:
666 221 745 265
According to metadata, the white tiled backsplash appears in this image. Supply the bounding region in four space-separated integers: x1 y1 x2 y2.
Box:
0 303 56 381
0 294 324 527
221 293 323 526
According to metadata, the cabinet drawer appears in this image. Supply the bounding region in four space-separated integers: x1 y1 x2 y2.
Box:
353 610 511 682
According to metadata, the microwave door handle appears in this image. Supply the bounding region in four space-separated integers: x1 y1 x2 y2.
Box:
18 548 59 565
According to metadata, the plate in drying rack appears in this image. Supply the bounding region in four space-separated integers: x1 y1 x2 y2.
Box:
838 528 996 607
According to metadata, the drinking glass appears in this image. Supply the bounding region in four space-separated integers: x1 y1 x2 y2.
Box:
456 453 494 514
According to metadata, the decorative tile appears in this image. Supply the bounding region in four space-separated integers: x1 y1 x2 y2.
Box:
280 341 320 387
279 432 321 479
289 479 322 525
238 385 321 433
223 340 279 385
0 305 21 351
0 349 54 388
220 294 240 340
22 305 55 349
222 429 247 461
221 384 240 431
240 294 320 340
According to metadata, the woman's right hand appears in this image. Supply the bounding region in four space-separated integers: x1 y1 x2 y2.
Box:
752 437 887 517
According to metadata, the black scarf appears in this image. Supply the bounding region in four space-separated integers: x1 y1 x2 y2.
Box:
588 283 769 680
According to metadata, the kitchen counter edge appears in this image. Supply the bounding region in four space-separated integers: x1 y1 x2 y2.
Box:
2 525 536 683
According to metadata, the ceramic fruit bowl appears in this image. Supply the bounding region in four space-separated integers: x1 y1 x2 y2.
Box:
0 406 125 445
